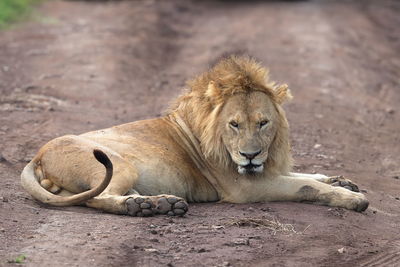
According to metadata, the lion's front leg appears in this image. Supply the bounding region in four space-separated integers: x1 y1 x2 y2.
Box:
264 176 369 212
289 172 361 192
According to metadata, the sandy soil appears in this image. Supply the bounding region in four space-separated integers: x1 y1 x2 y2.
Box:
0 0 399 266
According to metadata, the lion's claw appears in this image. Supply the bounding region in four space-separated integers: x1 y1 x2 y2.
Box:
328 176 360 192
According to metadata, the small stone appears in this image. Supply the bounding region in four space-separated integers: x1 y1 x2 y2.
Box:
313 144 321 149
395 197 399 200
2 197 9 202
198 248 206 253
338 247 346 254
386 108 395 114
222 262 231 267
149 224 156 228
261 207 272 212
231 238 249 246
393 176 399 180
211 225 224 230
150 229 158 235
144 248 158 253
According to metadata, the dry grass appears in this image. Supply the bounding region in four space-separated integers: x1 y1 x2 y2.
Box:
225 216 310 235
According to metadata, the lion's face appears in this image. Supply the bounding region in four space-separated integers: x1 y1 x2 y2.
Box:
219 91 279 175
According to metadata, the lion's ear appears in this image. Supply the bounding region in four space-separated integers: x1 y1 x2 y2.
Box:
275 84 292 104
205 81 221 99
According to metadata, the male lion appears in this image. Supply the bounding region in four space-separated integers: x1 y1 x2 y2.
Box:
21 56 369 216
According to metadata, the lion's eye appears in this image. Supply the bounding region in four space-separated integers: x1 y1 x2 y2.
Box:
229 121 239 128
259 120 269 128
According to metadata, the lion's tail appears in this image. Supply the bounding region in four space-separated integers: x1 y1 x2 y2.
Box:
21 149 113 207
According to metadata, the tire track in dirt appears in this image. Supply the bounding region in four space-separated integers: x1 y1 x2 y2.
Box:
1 0 400 266
359 241 400 267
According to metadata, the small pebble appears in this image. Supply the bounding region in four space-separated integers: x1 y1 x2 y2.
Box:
150 229 158 235
144 248 158 253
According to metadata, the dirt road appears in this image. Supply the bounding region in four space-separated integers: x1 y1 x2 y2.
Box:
1 0 399 266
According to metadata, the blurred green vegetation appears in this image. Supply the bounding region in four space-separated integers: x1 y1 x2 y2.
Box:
0 0 41 28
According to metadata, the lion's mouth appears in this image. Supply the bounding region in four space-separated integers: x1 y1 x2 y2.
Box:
237 163 264 175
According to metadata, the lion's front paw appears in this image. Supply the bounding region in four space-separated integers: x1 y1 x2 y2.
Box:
327 176 360 192
355 197 369 212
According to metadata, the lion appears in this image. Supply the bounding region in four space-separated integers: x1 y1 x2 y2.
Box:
21 56 369 216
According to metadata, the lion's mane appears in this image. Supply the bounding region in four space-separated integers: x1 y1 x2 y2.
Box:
169 56 293 176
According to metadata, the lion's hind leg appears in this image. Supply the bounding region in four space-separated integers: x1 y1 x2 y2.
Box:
87 193 188 217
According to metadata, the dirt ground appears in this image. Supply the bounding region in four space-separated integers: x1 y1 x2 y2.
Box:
0 0 399 266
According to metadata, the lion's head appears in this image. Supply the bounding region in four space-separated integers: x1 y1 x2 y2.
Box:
171 56 293 176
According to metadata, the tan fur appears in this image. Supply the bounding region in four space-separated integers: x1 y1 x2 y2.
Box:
21 56 369 215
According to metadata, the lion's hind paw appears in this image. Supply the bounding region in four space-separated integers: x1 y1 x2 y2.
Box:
126 196 155 217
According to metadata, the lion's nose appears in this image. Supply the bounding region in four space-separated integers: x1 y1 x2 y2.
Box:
239 150 261 160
